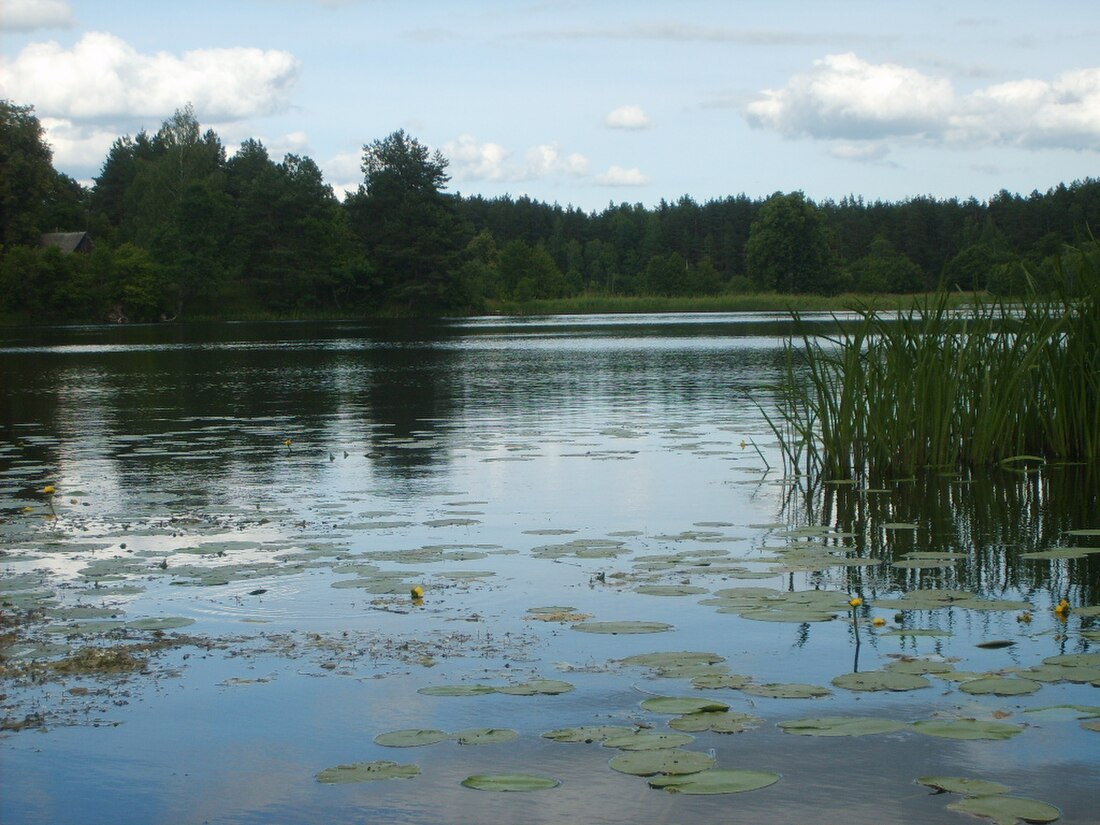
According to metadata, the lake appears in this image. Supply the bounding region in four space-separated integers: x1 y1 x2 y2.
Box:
1 314 1098 825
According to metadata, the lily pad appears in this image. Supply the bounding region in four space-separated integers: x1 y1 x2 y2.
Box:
691 673 751 690
635 585 709 596
601 731 695 750
572 620 673 634
741 682 832 699
497 679 575 695
669 711 763 733
778 716 907 737
373 729 449 747
649 768 780 795
619 651 724 669
452 727 519 745
640 696 730 715
542 725 636 743
1022 705 1100 721
959 677 1042 696
125 617 195 631
316 760 419 783
910 719 1024 740
461 774 560 792
917 776 1013 796
417 684 498 696
832 671 931 692
608 748 716 776
946 795 1060 825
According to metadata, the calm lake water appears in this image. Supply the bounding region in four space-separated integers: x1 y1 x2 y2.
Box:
1 314 1098 825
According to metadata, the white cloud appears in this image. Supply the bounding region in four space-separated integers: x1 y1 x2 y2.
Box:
745 52 954 140
828 142 889 161
595 165 650 186
37 117 118 170
524 143 590 178
443 134 511 181
745 52 1100 154
0 0 74 32
0 32 299 121
605 105 652 130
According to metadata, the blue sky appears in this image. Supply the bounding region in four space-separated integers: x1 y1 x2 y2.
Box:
2 0 1099 211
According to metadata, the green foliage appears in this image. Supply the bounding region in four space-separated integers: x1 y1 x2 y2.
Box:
0 100 72 247
767 241 1100 481
347 129 472 314
747 192 840 294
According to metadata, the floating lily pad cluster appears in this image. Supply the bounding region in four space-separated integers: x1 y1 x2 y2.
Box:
917 776 1061 824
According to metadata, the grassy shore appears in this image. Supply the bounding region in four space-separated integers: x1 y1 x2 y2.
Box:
483 291 981 316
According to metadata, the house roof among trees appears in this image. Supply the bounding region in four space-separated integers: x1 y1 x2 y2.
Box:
40 232 94 254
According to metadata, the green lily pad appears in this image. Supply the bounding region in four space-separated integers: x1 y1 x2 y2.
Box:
635 585 709 596
640 696 730 714
619 651 725 669
741 682 832 699
1019 548 1096 560
910 719 1024 740
417 684 498 696
691 673 751 690
497 679 575 695
461 774 560 792
1023 705 1100 721
778 716 907 737
1044 653 1100 668
452 728 519 745
885 659 955 675
832 671 931 692
542 725 636 743
669 711 763 733
572 620 673 634
959 677 1042 696
373 729 449 747
608 748 716 776
946 795 1060 825
316 760 419 783
649 768 780 795
125 617 195 631
917 776 1013 796
601 731 695 750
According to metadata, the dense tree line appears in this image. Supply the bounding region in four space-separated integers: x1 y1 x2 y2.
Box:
2 99 1099 321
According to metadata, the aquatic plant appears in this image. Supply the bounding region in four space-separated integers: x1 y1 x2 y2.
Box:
767 242 1100 482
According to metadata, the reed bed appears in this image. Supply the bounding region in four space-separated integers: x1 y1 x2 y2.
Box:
768 244 1100 482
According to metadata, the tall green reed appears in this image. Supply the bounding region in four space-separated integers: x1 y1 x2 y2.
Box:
767 243 1100 483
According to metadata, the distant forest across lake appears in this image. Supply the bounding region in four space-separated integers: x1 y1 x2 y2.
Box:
2 101 1099 322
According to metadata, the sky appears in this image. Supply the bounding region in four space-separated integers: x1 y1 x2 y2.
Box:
2 0 1099 212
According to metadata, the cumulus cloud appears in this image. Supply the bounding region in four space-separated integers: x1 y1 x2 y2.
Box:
443 134 511 181
745 52 954 140
605 105 652 130
745 52 1100 157
595 165 650 186
524 143 590 178
1 0 74 32
0 31 299 121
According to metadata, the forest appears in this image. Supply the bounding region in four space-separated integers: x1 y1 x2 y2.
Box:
2 99 1099 322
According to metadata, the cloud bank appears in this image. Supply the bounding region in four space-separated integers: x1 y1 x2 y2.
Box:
745 52 1100 155
442 135 590 183
0 0 74 32
1 32 299 121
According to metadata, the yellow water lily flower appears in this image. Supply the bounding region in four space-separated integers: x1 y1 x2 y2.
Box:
40 485 56 495
848 597 862 608
872 617 887 627
410 585 425 600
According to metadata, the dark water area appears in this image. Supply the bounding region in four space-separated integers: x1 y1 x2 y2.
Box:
1 314 1098 825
